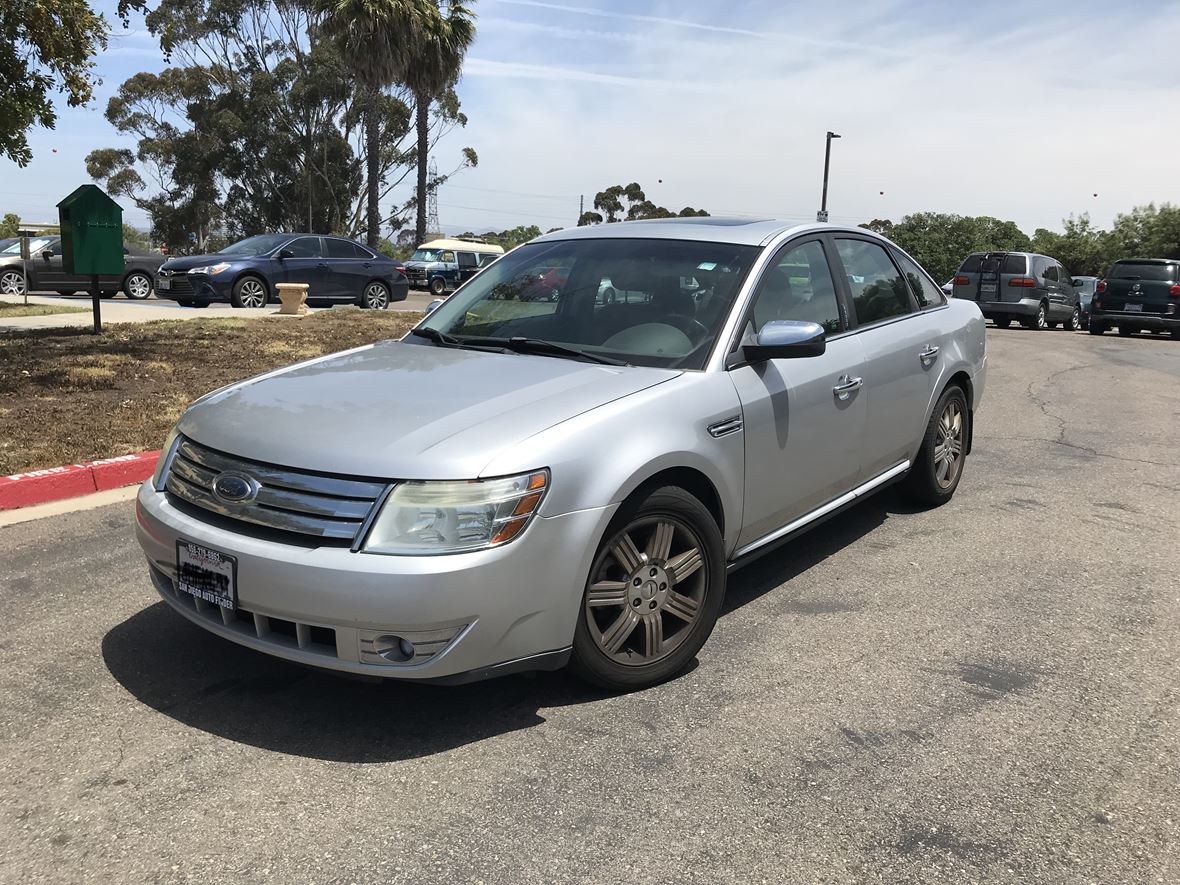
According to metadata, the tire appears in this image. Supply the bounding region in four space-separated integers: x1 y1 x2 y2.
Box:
900 385 969 508
1064 306 1081 331
1117 326 1135 337
993 316 1011 328
123 271 153 300
570 486 726 691
360 280 390 310
1047 321 1058 329
230 275 268 308
100 291 117 299
1 270 27 296
429 276 447 297
176 298 194 307
1170 329 1180 340
56 290 78 297
1031 302 1048 330
1088 323 1105 335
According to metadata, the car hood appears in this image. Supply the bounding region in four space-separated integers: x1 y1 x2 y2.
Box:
161 254 253 271
404 260 444 270
177 340 680 479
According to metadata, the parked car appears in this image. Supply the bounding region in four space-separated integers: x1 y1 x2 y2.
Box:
1088 259 1180 339
155 233 408 308
404 239 505 296
951 251 1080 330
136 219 986 690
0 236 159 299
1071 275 1099 329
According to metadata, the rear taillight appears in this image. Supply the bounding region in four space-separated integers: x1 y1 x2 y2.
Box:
952 275 969 285
1007 277 1037 288
1096 279 1107 293
1168 284 1180 298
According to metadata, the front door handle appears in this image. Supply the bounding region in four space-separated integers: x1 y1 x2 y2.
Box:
919 345 940 366
832 375 863 400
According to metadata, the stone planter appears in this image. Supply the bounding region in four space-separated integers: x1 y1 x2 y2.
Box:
275 282 309 315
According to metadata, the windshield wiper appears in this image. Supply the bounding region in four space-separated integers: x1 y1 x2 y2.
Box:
502 337 628 366
409 327 508 353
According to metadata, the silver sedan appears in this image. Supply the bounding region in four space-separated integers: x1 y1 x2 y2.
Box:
135 219 986 690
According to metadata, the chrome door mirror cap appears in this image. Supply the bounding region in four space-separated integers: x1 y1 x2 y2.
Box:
744 320 826 362
424 298 444 315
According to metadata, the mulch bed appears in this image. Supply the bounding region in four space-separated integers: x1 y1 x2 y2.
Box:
0 309 418 475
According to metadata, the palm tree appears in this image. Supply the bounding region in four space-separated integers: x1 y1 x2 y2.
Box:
317 0 423 248
401 0 476 244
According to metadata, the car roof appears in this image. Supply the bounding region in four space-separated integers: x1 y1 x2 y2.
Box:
532 217 867 247
420 238 505 253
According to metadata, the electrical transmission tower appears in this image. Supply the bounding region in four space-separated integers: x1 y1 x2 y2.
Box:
426 157 441 237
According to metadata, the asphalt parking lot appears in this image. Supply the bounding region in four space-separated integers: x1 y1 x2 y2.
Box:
2 328 1178 884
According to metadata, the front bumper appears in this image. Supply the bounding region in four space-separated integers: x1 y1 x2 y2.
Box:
977 297 1040 318
1091 311 1178 331
135 483 616 680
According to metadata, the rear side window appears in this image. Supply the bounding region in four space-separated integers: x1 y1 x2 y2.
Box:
325 238 367 259
457 251 479 268
1107 262 1178 282
894 251 945 308
1041 263 1058 283
835 239 914 325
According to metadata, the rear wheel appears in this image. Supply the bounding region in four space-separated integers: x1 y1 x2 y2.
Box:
1065 306 1081 331
1 270 27 296
900 386 968 507
231 275 268 308
1028 302 1048 330
360 281 390 309
428 276 447 297
570 487 725 691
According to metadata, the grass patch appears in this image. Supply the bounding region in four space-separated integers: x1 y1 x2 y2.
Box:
0 301 89 319
0 308 418 474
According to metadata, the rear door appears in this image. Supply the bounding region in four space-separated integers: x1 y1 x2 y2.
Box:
1104 260 1178 317
323 237 372 300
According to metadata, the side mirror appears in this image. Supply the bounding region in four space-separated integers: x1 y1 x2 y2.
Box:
41 249 54 260
276 248 295 259
744 320 826 362
424 298 444 315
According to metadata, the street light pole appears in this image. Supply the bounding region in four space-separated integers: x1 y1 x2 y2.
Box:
818 131 841 222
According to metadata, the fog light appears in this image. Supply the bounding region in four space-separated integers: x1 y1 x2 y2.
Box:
398 637 415 659
358 624 468 666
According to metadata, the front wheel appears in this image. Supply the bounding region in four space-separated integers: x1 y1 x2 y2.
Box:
428 276 447 297
360 281 390 309
570 487 725 691
1065 306 1081 331
231 275 268 308
123 271 153 300
901 386 968 507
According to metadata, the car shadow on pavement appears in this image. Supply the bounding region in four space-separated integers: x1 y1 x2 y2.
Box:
102 491 905 763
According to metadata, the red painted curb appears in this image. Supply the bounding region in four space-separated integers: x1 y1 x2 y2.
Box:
0 450 160 511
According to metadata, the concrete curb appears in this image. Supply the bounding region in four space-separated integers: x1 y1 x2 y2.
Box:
0 451 160 511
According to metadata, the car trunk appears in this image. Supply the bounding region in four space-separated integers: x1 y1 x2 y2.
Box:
1103 261 1178 315
953 252 1029 303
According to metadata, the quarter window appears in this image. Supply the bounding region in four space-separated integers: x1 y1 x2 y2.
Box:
835 239 914 325
893 251 944 308
749 240 842 334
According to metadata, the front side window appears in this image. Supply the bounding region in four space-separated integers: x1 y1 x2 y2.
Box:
748 240 842 335
284 237 323 258
419 238 760 369
894 251 945 308
835 239 913 325
440 251 456 263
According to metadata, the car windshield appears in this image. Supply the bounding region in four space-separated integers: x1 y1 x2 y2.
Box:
219 234 291 256
411 249 444 262
2 237 55 255
417 237 760 370
1108 262 1177 282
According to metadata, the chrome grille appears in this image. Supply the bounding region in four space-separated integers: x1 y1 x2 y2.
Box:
164 437 390 544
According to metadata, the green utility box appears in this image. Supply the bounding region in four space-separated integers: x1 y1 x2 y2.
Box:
57 185 125 276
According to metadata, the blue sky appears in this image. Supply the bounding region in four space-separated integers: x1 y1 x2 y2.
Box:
4 0 1180 235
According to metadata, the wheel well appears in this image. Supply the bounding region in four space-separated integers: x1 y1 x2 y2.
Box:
627 467 725 537
233 272 271 296
943 371 973 454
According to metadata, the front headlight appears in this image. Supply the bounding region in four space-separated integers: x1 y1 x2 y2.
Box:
188 262 231 275
152 427 181 490
362 470 549 555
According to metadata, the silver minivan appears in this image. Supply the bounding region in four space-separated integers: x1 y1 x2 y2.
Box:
952 251 1081 330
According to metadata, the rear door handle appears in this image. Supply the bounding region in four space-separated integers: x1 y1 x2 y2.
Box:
919 345 940 366
316 262 330 268
832 375 863 400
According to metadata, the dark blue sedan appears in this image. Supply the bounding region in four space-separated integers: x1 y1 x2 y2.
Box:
155 233 409 309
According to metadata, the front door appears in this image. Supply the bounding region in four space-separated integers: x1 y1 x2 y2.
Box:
729 238 866 550
280 236 329 298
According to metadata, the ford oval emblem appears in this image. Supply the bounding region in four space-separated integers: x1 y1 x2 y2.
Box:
212 471 258 503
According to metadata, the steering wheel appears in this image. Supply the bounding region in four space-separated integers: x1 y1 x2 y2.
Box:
661 313 710 342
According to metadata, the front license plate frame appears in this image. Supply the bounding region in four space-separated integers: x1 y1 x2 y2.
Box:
176 540 238 610
156 276 171 291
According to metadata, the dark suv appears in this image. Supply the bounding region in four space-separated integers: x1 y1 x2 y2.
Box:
1089 259 1180 339
951 251 1081 330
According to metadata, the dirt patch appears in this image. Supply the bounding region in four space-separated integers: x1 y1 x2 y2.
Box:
0 301 89 319
0 309 417 474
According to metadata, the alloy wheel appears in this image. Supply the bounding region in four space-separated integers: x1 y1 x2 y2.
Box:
1036 304 1047 329
125 273 152 299
934 400 964 489
585 516 707 665
1 270 26 296
365 282 389 309
239 279 266 308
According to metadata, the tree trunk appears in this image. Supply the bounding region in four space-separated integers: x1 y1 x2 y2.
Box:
415 90 429 246
365 85 381 249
